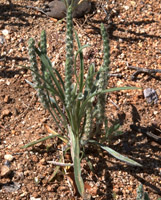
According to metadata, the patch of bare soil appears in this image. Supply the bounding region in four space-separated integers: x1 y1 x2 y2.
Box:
0 0 161 199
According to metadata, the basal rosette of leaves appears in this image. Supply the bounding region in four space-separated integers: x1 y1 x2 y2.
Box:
23 4 142 198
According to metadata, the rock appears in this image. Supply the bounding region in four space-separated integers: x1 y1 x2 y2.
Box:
0 35 5 44
4 154 14 162
31 155 39 163
2 29 10 40
1 165 11 177
30 196 41 200
2 182 21 192
39 158 46 165
1 109 11 118
143 88 158 104
4 95 10 103
44 0 91 19
2 29 9 36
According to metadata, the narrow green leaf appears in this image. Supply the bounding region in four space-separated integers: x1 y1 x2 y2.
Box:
54 68 65 90
101 87 141 94
106 122 120 139
68 126 84 197
88 140 142 167
79 86 140 119
48 165 60 182
48 96 68 129
28 50 63 98
74 30 89 92
85 156 94 172
144 192 150 200
136 184 144 200
68 125 75 162
27 67 63 106
114 131 124 137
74 44 89 80
101 145 142 167
36 49 65 101
21 134 68 149
74 136 84 197
74 44 89 86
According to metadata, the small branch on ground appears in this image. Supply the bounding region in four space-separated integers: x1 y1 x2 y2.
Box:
108 73 123 78
127 66 161 80
47 161 74 167
130 125 161 144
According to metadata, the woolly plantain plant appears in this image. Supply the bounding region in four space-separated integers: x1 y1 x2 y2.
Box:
23 4 142 198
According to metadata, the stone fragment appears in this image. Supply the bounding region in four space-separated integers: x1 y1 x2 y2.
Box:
0 35 5 44
30 197 41 200
143 88 158 104
1 109 11 118
1 165 11 177
2 29 9 36
39 158 46 165
2 182 21 192
4 95 10 103
4 154 14 161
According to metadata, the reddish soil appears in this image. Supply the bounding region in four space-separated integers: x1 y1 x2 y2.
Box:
0 0 161 199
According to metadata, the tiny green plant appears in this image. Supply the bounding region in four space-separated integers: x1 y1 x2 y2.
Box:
136 183 161 200
23 3 142 198
136 184 150 200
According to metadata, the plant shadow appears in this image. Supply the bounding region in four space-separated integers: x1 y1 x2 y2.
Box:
0 3 45 28
85 128 161 199
85 6 161 42
81 101 161 199
0 56 28 78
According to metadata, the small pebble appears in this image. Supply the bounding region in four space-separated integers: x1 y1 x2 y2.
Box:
1 165 11 177
2 29 9 36
47 185 52 191
34 177 39 185
4 154 14 161
1 109 11 118
123 6 129 10
39 158 46 165
143 88 158 104
20 192 28 197
0 35 5 44
4 95 10 103
30 197 41 200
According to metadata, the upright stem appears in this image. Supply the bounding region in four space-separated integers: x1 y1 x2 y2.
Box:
65 5 73 110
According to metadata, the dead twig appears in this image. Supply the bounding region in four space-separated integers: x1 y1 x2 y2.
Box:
127 66 161 80
108 73 123 78
108 98 120 110
47 161 73 167
26 6 48 16
130 125 161 144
